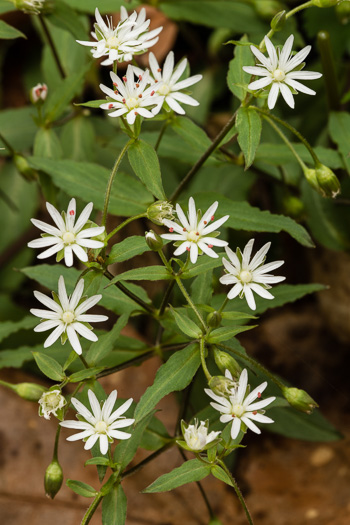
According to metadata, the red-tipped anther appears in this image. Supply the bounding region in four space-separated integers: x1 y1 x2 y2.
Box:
257 392 261 398
35 88 41 97
183 228 186 232
136 83 140 88
138 75 142 81
135 111 139 115
253 411 257 415
122 98 126 104
208 244 213 248
157 68 162 72
113 82 118 87
196 232 199 236
155 79 158 83
108 103 114 109
211 215 215 221
169 227 174 233
186 247 190 251
122 76 127 82
151 90 155 96
204 220 207 225
138 94 142 98
69 210 75 216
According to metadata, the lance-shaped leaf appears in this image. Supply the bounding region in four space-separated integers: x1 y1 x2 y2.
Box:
211 465 234 487
236 106 262 169
114 410 155 469
108 236 149 265
102 484 127 525
86 314 129 366
227 34 254 101
32 352 65 382
128 139 165 200
143 459 211 493
106 266 172 287
66 479 97 498
206 325 256 343
68 367 105 382
170 307 202 339
0 20 26 40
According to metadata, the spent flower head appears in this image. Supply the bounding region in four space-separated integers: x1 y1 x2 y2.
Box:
31 275 108 355
243 35 322 109
181 419 221 452
220 239 285 310
161 197 229 264
15 0 45 15
147 200 174 225
77 7 162 66
28 198 105 267
205 368 275 440
39 390 66 420
60 389 134 455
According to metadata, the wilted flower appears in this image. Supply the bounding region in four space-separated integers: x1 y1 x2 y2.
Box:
60 389 134 455
77 7 162 66
243 35 322 109
39 390 66 420
30 83 48 104
161 197 229 264
220 239 285 311
182 419 220 451
15 0 45 15
28 198 105 267
147 200 174 225
31 275 108 355
100 66 162 124
205 368 275 439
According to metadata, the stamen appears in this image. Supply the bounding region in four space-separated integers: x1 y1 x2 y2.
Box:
122 98 126 104
136 83 140 88
138 94 142 98
196 232 199 236
157 68 161 72
183 228 186 232
108 103 114 109
151 90 155 96
258 392 261 398
122 76 127 82
169 227 174 233
204 220 207 225
69 210 75 216
135 111 139 115
138 75 142 81
186 247 190 251
113 82 118 87
253 411 257 415
208 244 213 248
211 215 215 221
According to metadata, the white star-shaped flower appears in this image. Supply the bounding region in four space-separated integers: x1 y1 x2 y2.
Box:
31 276 108 355
133 51 202 115
220 239 285 310
161 197 229 264
100 65 162 125
205 369 275 440
183 419 220 451
242 35 322 109
28 198 105 267
60 389 134 455
77 7 162 66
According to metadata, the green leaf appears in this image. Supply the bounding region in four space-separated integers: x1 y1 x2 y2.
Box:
108 236 149 265
191 270 213 306
76 99 107 108
85 457 110 467
60 116 96 162
28 157 153 217
329 111 350 173
211 465 234 487
171 307 202 339
86 314 129 366
207 325 256 343
128 139 165 200
0 107 37 154
143 459 211 493
66 479 97 498
236 107 262 168
170 116 213 156
66 0 138 14
102 484 127 525
32 352 65 381
47 0 88 40
256 143 343 169
106 266 172 287
68 367 105 382
221 311 257 321
0 20 26 40
227 35 255 101
0 317 37 345
134 344 200 422
33 128 63 159
114 411 155 470
181 257 223 279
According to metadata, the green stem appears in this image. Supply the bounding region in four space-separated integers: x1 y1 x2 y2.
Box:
52 425 61 461
317 30 340 111
102 140 133 226
200 338 212 381
121 441 174 480
38 15 66 79
104 269 156 315
157 248 173 273
154 121 169 152
79 354 90 369
217 460 254 525
175 276 207 331
218 296 229 314
80 492 103 525
106 213 147 242
155 279 176 346
170 111 238 202
286 0 314 19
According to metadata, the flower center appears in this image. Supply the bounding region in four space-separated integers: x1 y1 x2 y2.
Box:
95 421 108 433
45 393 60 409
106 35 121 49
187 230 200 242
62 231 75 244
157 84 171 96
239 270 252 283
232 403 245 417
273 69 286 82
62 311 75 324
125 97 139 109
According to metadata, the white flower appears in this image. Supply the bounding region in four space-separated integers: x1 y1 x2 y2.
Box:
242 35 322 109
183 419 220 451
77 7 162 66
134 51 202 115
28 198 105 267
205 369 275 440
16 0 45 15
100 65 162 125
60 389 134 455
30 83 47 103
220 239 285 311
39 390 66 420
31 275 108 355
161 197 229 264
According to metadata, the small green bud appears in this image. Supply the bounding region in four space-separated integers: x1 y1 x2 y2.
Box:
270 10 286 31
315 163 341 198
213 348 241 379
312 0 339 7
209 375 235 396
13 154 37 180
15 382 47 401
303 167 320 193
207 311 222 328
283 387 319 414
145 230 163 251
44 459 63 499
147 200 174 225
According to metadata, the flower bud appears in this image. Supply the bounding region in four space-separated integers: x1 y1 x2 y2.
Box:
15 0 46 15
312 0 339 7
282 386 319 414
213 348 241 379
315 163 341 198
303 167 320 193
15 382 47 401
30 83 48 104
207 311 222 328
44 459 63 499
13 154 37 180
209 375 235 396
145 230 163 251
147 200 174 225
270 10 286 31
39 389 67 420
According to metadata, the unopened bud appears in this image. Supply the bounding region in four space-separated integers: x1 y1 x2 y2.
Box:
147 200 174 225
30 83 48 104
145 230 163 251
44 459 63 499
0 380 46 401
282 387 319 414
270 10 286 31
13 154 37 180
315 163 341 198
207 311 222 328
209 375 235 396
312 0 339 7
213 348 241 379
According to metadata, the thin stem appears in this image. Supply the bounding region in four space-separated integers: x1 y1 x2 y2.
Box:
317 30 340 111
52 425 61 461
106 213 147 242
79 354 90 369
170 111 238 202
218 296 229 314
217 460 254 525
200 338 212 381
104 269 156 315
38 15 66 79
262 115 307 171
157 248 173 273
122 441 174 480
154 121 169 152
155 280 176 346
80 492 103 525
102 140 133 226
175 276 207 331
286 0 313 19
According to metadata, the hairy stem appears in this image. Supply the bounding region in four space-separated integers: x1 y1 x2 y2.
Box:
200 338 212 381
80 492 103 525
175 276 207 331
217 460 254 525
105 213 147 242
39 16 66 79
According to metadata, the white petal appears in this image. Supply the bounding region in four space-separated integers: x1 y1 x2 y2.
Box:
286 70 322 80
200 237 227 247
66 325 82 355
64 246 73 267
244 382 268 406
77 239 104 249
243 66 270 76
242 239 254 269
108 397 133 424
172 75 202 92
220 414 234 423
280 83 295 109
37 242 64 260
190 243 198 264
88 389 102 420
253 260 284 274
34 320 61 332
76 314 108 323
249 242 271 270
268 82 280 109
44 324 65 348
250 45 273 70
30 309 61 320
219 274 239 285
84 433 99 450
74 202 93 233
60 420 93 430
246 396 276 411
170 57 187 84
201 215 229 235
231 417 242 439
166 96 185 114
58 275 69 311
225 247 241 269
265 36 278 69
109 418 134 429
75 295 102 316
28 237 60 249
109 430 132 440
198 242 218 258
34 290 62 313
31 218 61 236
72 243 88 262
278 34 294 69
243 285 256 310
227 283 243 300
71 398 95 423
284 45 311 73
46 202 66 231
176 203 191 230
101 390 117 420
72 322 98 342
284 77 316 96
66 430 94 441
248 413 274 424
173 242 191 256
241 416 261 434
169 92 199 106
162 51 174 83
248 76 272 91
249 283 274 300
69 279 85 310
99 434 109 455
